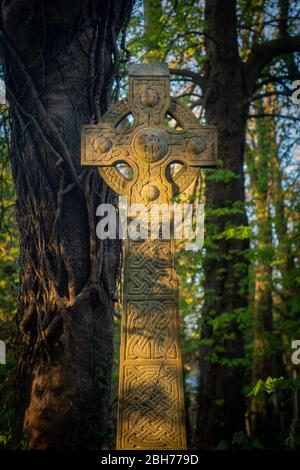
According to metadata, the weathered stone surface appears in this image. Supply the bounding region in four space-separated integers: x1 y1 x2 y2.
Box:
81 63 217 450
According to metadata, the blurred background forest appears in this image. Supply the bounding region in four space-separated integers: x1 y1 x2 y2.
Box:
0 0 300 450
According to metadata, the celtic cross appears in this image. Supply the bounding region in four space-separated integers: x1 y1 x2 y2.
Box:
81 63 217 450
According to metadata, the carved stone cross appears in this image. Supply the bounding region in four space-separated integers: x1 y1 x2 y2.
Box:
81 63 217 450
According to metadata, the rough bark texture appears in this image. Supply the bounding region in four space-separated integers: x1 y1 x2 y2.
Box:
196 0 249 447
195 0 300 448
246 104 276 442
143 0 163 62
249 152 273 441
0 0 133 449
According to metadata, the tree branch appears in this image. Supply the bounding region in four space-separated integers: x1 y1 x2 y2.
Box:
245 36 300 93
248 90 291 102
169 68 204 87
189 98 203 109
254 73 300 91
248 113 300 122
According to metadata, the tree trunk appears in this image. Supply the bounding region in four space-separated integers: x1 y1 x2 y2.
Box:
143 0 163 62
272 147 297 314
196 0 249 447
0 0 132 449
246 110 274 440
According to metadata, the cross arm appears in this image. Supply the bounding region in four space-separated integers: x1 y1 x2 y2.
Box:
167 125 218 168
81 124 135 168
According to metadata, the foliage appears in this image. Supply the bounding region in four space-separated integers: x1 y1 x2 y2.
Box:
247 376 285 397
0 110 19 448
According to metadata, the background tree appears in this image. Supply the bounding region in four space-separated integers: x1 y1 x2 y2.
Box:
0 0 133 449
197 0 300 448
246 98 283 442
128 0 300 447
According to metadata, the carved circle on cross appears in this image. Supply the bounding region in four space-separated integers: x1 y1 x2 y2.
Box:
132 127 168 163
187 136 206 155
98 99 199 197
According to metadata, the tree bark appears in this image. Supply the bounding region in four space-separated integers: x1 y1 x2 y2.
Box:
143 0 163 62
0 0 132 449
246 105 274 442
195 0 249 447
195 0 300 448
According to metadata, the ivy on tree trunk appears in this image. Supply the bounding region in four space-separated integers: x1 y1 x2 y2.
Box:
0 0 133 450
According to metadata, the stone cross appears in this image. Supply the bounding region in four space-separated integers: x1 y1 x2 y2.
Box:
81 64 217 450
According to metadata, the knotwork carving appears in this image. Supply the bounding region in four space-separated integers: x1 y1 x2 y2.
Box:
119 365 184 450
